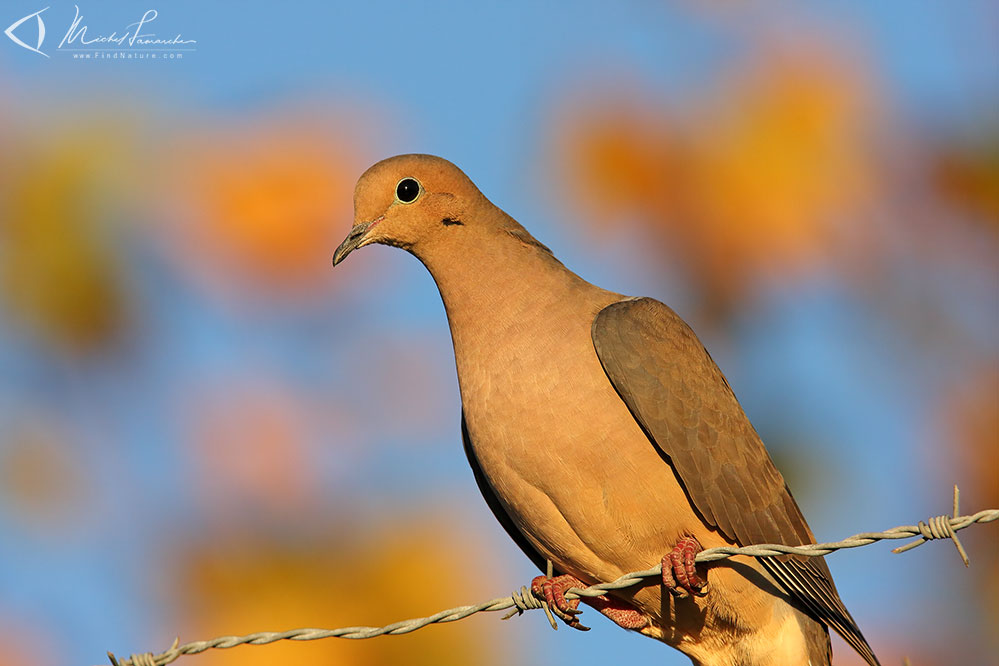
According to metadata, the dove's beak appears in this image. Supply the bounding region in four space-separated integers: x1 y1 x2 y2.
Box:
332 219 378 266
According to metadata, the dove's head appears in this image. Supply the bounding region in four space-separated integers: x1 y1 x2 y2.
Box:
333 154 490 266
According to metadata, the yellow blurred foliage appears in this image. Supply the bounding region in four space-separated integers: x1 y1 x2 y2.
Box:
688 54 871 269
555 46 875 312
159 113 360 300
0 122 131 354
168 518 505 666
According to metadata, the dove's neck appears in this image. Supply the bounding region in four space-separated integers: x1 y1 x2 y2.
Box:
414 225 621 366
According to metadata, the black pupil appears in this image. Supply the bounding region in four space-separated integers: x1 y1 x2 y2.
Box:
397 178 420 202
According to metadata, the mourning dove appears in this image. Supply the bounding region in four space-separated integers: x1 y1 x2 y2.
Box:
333 154 879 666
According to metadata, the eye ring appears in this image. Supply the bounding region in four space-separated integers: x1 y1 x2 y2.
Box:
395 177 422 204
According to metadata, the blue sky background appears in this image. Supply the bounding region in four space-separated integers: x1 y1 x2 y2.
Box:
0 2 996 665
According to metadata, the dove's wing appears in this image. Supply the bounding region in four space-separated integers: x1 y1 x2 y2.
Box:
591 297 879 666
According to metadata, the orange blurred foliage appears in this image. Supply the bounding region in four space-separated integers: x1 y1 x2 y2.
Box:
831 630 986 666
932 132 999 230
0 121 132 355
0 415 90 531
180 378 325 519
936 367 999 644
942 368 999 509
0 616 62 666
157 111 367 303
166 517 505 666
553 45 876 314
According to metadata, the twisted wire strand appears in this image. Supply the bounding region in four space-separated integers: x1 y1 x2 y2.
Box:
108 488 997 666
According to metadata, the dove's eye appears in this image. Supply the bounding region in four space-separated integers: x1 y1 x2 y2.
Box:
396 178 421 204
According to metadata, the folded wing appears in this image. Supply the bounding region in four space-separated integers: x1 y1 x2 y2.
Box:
591 297 878 666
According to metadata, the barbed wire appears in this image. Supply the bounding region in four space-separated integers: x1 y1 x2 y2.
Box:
108 486 997 666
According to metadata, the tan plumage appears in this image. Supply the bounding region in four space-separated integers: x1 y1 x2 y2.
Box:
334 154 879 666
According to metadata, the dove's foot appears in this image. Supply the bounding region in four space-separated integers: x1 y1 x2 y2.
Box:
662 536 707 598
531 574 650 631
531 574 588 630
586 595 650 629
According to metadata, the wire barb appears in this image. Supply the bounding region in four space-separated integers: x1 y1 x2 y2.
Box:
108 487 998 666
109 638 179 666
891 485 970 566
501 585 552 627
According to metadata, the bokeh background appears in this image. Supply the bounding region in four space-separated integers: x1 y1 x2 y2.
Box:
0 2 996 665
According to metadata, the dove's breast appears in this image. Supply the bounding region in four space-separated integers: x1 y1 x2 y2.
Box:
452 289 702 587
